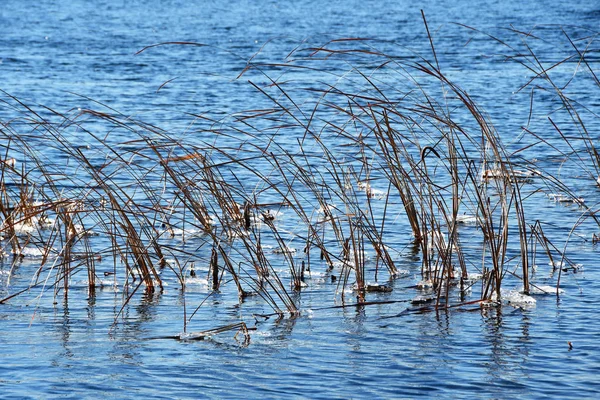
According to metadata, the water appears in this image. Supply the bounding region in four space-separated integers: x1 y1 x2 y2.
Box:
1 0 599 398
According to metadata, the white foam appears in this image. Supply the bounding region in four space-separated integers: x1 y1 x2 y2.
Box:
548 260 583 271
391 269 410 277
72 224 98 236
273 246 297 255
411 295 435 304
504 290 537 307
12 246 52 258
548 193 585 205
185 277 209 286
467 273 483 281
12 222 35 235
455 214 478 225
416 279 433 290
528 285 564 295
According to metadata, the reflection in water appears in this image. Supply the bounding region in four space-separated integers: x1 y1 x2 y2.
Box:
135 289 162 323
410 308 452 364
87 294 96 322
52 299 74 365
108 289 162 366
271 315 297 342
342 305 367 359
520 312 531 345
0 257 22 292
482 306 506 381
481 306 531 385
434 309 451 337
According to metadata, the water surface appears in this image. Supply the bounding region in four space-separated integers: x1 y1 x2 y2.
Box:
1 1 599 398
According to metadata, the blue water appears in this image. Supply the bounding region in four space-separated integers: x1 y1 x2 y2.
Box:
1 0 600 398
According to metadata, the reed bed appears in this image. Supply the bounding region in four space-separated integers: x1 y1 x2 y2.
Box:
0 22 597 340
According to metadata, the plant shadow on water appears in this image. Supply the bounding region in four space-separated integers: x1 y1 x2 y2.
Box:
1 8 600 398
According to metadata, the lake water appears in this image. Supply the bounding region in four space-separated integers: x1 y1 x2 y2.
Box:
1 1 599 398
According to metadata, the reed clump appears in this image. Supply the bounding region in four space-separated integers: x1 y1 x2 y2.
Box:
0 22 597 336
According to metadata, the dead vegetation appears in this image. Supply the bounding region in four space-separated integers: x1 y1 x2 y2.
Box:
0 21 598 339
